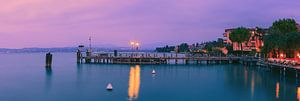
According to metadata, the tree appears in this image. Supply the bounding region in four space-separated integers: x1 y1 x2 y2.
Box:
178 43 189 52
155 45 175 52
286 32 300 58
262 18 298 58
270 18 298 34
229 27 251 55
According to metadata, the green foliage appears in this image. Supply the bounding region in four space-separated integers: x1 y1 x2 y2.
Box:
204 40 224 52
202 39 227 56
270 18 298 34
262 18 300 58
286 32 300 50
226 45 233 53
255 27 266 34
178 43 189 52
229 27 251 44
156 45 175 52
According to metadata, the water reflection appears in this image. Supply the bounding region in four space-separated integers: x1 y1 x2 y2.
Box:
298 87 300 101
152 74 156 79
244 69 248 87
276 82 280 98
224 66 300 100
251 72 255 98
45 68 52 91
128 65 141 101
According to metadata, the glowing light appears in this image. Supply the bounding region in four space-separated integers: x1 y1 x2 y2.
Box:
297 87 300 101
280 53 284 58
128 65 141 101
276 82 279 98
135 43 140 46
129 41 140 47
130 41 135 45
297 53 300 58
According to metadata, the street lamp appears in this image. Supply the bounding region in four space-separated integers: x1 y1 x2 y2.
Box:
129 41 141 57
135 42 140 51
130 41 135 50
129 41 140 51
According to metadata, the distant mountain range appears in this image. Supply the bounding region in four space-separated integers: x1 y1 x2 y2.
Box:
0 47 155 53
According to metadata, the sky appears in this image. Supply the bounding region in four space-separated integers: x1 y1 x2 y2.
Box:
0 0 299 49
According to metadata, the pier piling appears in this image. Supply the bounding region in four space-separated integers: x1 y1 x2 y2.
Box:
46 52 52 68
77 50 82 64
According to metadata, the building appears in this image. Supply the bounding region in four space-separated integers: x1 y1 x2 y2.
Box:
223 28 266 52
189 43 205 53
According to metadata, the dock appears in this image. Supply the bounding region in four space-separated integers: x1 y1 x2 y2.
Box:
77 51 245 65
76 50 299 70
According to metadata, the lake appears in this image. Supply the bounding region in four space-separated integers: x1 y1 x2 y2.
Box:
0 53 299 101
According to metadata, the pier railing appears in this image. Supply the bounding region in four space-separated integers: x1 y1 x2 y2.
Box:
75 51 300 70
77 52 246 64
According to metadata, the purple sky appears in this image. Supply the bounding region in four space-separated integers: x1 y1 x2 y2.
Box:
0 0 299 49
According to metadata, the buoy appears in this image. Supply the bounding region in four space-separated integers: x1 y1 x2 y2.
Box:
106 83 113 91
152 69 156 74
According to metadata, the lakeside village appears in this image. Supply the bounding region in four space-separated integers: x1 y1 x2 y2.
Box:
155 18 300 66
75 18 300 69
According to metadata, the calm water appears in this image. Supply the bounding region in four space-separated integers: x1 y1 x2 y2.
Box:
0 53 300 101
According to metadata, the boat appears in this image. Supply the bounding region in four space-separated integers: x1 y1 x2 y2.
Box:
106 83 113 91
152 69 156 74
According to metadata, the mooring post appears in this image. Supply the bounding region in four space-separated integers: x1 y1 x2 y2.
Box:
77 50 82 64
185 59 189 64
175 53 178 64
46 52 52 68
114 50 118 57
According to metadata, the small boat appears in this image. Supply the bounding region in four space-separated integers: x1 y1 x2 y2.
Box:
152 69 156 74
106 83 113 91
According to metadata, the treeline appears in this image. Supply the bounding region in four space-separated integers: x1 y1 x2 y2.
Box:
156 18 300 59
155 45 175 52
229 18 300 58
155 43 190 53
262 18 300 58
155 38 231 56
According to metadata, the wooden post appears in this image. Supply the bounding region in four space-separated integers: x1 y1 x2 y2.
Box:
77 50 82 64
175 53 178 64
114 50 118 57
46 52 52 68
185 59 189 64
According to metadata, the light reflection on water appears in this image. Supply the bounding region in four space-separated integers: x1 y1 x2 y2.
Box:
128 65 141 101
276 82 280 99
1 53 300 101
298 87 300 101
251 72 255 98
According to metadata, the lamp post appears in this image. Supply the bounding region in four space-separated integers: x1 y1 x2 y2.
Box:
135 42 140 51
130 41 135 50
129 41 140 57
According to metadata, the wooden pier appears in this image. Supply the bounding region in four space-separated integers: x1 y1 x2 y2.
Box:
76 50 300 70
77 52 242 65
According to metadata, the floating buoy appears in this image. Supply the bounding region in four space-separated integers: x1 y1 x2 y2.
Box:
152 69 156 74
106 83 113 91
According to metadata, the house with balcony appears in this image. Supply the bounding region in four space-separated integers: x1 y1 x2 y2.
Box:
223 28 267 52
